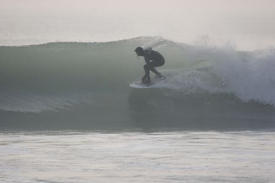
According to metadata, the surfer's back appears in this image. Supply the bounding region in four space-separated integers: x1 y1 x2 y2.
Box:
144 50 165 62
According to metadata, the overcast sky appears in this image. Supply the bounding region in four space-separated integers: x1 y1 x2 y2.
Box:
0 0 275 49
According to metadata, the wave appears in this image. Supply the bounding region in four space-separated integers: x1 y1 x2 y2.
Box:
0 36 275 130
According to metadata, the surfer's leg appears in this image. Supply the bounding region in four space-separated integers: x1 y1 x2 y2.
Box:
150 67 162 76
143 64 151 83
148 62 164 78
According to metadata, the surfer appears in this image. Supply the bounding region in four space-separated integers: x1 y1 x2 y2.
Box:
134 47 165 84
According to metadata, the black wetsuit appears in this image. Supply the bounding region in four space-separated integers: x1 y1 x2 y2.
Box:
143 50 165 83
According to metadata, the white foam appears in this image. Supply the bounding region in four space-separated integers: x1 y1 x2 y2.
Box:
151 45 275 105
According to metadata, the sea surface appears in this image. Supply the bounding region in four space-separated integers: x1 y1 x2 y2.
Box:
0 37 275 131
0 131 275 183
1 37 275 182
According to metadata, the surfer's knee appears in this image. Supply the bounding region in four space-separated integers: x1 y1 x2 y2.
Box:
144 64 149 71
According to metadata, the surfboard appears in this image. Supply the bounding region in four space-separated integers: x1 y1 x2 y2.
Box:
129 76 166 88
129 81 154 88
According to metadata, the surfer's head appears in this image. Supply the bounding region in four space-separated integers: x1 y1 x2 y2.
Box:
135 47 144 56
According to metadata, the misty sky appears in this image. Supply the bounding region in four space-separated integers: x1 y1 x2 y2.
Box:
0 0 275 50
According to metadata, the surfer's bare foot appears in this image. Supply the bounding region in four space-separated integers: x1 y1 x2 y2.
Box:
142 78 151 85
142 76 151 84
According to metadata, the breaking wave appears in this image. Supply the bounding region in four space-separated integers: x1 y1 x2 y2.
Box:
0 37 274 130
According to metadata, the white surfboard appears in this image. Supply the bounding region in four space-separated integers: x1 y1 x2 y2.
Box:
129 76 166 88
129 81 154 88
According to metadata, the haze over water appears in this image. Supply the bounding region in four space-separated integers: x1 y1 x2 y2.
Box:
1 0 275 50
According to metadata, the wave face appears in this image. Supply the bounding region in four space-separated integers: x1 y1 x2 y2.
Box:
0 37 275 131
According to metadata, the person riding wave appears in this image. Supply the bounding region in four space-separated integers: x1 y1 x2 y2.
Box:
134 47 165 84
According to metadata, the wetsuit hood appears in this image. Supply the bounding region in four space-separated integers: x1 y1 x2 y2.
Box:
135 47 144 56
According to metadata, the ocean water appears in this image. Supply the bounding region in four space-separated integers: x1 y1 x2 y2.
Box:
0 131 275 183
1 37 275 182
0 37 275 131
